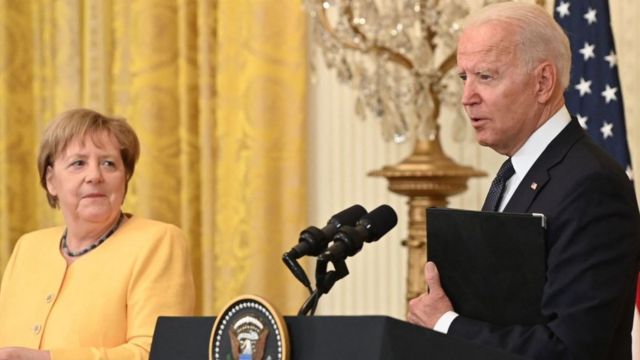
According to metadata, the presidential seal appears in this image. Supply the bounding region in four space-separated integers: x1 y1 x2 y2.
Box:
209 295 289 360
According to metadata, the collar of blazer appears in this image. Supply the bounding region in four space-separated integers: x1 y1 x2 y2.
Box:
503 118 585 213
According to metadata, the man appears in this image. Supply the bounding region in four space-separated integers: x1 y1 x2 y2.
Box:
407 2 640 359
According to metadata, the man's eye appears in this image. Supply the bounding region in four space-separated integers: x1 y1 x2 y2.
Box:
458 74 467 81
479 74 493 80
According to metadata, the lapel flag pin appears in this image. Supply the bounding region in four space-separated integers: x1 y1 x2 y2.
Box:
530 182 538 190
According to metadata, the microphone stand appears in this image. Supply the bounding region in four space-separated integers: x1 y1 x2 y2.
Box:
282 253 314 294
297 257 349 316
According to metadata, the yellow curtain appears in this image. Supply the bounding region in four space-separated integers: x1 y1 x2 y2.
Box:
0 0 308 315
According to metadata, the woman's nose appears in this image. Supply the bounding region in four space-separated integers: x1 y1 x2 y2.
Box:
85 162 104 183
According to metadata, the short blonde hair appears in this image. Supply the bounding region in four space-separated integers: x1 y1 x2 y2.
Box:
38 108 140 208
463 1 572 90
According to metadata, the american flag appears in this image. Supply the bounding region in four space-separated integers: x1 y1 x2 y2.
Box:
553 0 633 180
553 0 639 326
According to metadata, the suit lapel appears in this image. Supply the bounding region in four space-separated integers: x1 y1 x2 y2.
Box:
503 119 585 213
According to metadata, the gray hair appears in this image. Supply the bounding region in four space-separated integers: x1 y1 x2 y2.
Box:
463 1 571 90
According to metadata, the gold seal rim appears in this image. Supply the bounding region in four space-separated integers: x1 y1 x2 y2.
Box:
208 294 290 360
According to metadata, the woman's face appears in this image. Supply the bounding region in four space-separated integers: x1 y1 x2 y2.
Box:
46 132 126 226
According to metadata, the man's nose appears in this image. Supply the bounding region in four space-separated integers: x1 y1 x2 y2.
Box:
461 81 480 107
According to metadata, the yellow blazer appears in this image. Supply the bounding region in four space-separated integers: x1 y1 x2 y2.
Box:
0 216 195 359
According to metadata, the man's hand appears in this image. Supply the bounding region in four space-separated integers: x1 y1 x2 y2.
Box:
0 347 50 360
407 261 453 329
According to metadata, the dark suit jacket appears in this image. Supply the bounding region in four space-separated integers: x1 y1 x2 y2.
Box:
448 119 640 359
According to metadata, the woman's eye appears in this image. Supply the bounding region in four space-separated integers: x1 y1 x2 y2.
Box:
102 160 116 167
69 160 85 167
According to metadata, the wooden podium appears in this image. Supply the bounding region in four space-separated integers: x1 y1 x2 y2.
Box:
150 315 523 359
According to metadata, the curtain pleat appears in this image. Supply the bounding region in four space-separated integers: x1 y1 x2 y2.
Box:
0 0 307 316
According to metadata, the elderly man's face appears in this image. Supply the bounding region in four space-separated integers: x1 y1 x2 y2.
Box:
456 21 542 156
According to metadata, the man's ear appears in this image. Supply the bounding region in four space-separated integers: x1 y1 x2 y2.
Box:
45 165 57 197
535 61 558 103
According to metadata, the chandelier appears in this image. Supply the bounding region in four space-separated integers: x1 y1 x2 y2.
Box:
305 0 479 143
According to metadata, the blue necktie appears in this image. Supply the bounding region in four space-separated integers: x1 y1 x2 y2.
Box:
482 158 515 212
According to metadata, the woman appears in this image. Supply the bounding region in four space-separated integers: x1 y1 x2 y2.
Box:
0 109 195 359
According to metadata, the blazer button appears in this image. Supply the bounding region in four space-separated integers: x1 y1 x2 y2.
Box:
45 293 54 303
32 324 41 335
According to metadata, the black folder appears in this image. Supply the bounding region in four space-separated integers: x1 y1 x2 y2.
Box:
427 208 546 326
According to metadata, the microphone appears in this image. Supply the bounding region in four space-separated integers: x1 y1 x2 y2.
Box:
283 204 367 290
318 204 398 262
285 204 367 259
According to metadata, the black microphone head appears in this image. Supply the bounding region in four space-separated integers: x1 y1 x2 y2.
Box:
293 226 328 258
327 204 367 228
357 204 398 242
288 205 368 259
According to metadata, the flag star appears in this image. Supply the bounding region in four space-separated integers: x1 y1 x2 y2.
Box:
557 1 631 178
604 50 617 68
577 114 589 129
601 84 618 103
574 78 592 96
600 121 613 139
556 1 570 18
584 7 597 25
579 42 596 61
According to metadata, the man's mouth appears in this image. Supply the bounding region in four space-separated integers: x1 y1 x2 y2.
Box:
470 117 489 128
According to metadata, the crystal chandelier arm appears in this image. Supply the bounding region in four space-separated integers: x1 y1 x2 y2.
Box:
418 0 437 55
425 52 459 125
316 1 416 72
437 53 457 82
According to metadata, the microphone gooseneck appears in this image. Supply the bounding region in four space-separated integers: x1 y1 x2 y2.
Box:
283 204 367 293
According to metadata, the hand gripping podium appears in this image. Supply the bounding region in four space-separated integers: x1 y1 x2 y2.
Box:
150 315 523 359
